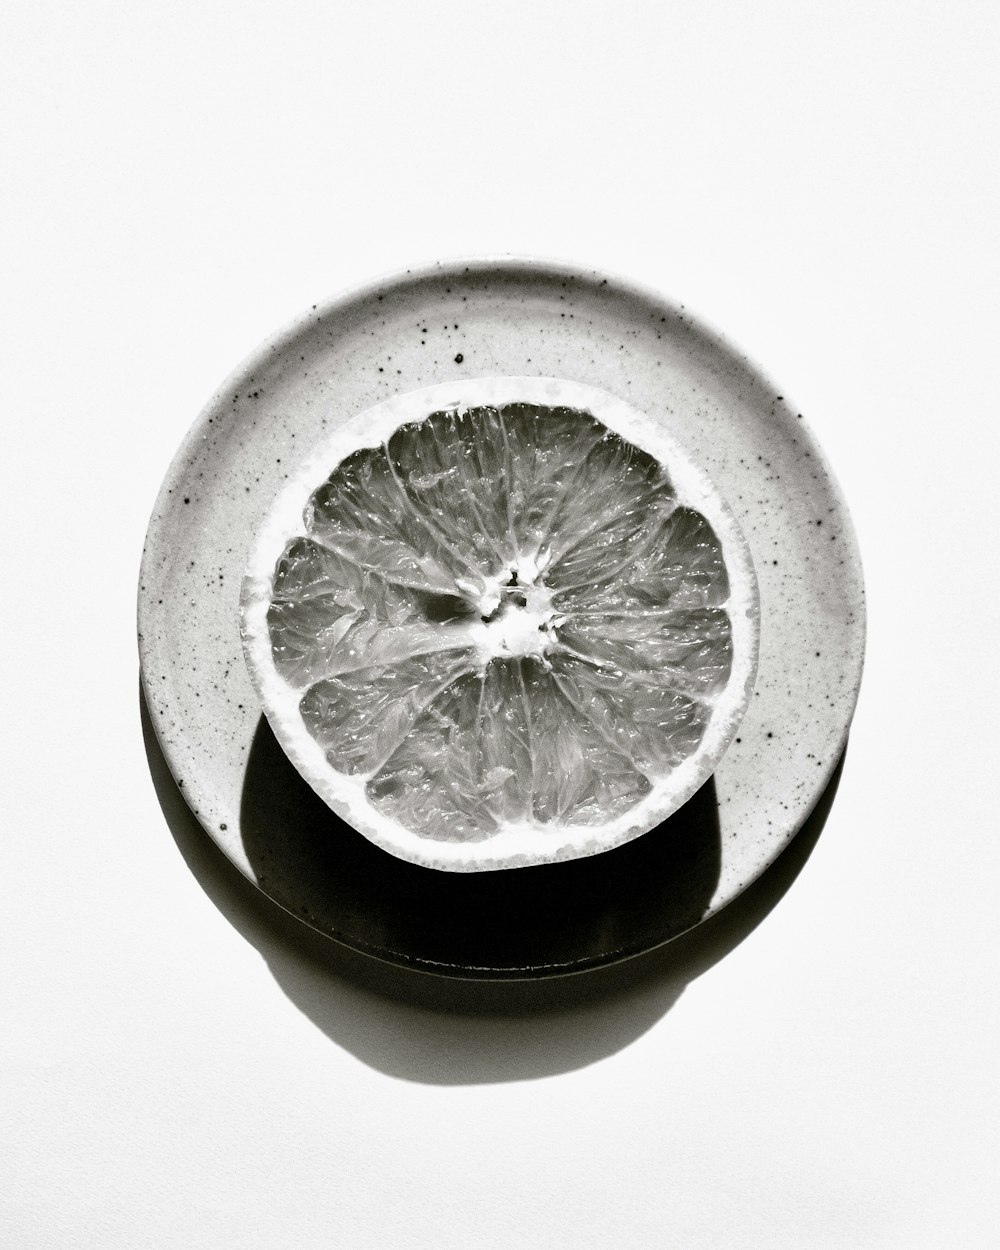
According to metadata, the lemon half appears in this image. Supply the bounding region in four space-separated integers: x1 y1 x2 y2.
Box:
241 376 759 871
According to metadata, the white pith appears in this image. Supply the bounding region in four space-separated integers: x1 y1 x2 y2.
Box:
240 376 760 872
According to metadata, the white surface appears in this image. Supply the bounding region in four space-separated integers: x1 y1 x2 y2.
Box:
3 2 997 1246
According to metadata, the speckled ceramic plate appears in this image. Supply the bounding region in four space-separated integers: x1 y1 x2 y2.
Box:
138 257 865 978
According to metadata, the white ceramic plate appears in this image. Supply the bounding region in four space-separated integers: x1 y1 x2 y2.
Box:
138 257 865 977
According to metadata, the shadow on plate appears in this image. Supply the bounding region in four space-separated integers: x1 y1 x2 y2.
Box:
141 683 844 1084
239 712 725 977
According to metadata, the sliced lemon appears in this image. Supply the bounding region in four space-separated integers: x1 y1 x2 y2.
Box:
241 377 759 871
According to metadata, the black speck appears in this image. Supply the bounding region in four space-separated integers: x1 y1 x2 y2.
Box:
220 823 228 831
766 731 774 738
183 497 190 504
454 353 464 364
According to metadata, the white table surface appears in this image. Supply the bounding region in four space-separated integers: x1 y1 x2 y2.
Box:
4 4 997 1246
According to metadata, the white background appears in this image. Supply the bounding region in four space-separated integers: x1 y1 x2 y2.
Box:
3 3 998 1246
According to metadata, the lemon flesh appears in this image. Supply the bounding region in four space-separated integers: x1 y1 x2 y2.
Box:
241 377 758 871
